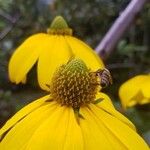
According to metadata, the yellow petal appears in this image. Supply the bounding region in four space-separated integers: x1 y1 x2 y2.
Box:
139 98 150 104
80 106 123 150
89 104 149 150
96 92 136 130
119 75 149 108
0 102 58 150
0 95 50 136
21 76 27 84
38 35 72 91
65 36 104 71
25 106 83 150
128 98 138 107
9 33 49 83
80 106 127 150
141 75 150 98
95 92 115 110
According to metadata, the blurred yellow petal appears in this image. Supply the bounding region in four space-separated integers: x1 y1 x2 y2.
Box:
65 36 104 70
0 95 50 136
21 76 27 84
37 36 72 91
119 75 150 108
139 98 150 104
119 75 146 104
9 33 49 83
142 76 150 98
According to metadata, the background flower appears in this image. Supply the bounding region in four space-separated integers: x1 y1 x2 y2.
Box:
8 16 104 91
119 74 150 109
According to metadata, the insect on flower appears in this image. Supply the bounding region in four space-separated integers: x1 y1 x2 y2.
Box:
96 68 113 88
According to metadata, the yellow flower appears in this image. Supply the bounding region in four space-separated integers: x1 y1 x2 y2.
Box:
0 58 149 150
9 16 104 91
0 95 149 149
119 74 150 109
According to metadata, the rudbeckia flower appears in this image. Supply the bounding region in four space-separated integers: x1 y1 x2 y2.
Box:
0 58 149 150
119 74 150 109
9 16 104 91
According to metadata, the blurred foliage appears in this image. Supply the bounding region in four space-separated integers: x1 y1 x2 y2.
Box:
0 0 150 144
0 90 14 126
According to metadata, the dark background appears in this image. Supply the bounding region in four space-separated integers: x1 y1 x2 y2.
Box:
0 0 150 144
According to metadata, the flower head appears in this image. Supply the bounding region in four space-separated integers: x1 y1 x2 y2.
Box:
9 16 104 91
50 58 99 109
0 59 149 150
119 74 150 109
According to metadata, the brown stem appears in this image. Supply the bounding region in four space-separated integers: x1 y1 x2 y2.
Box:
0 10 15 23
0 13 20 40
95 0 148 60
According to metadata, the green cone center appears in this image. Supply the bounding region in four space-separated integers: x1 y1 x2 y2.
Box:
47 16 72 35
50 58 99 108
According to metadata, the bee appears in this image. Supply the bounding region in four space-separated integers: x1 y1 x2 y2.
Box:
96 68 112 88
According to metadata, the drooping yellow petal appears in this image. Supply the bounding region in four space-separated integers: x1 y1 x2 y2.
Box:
8 16 105 92
139 78 150 104
96 92 136 130
130 91 149 105
9 33 49 83
37 35 72 91
21 76 27 84
65 36 104 71
88 104 149 150
0 95 50 136
25 106 83 150
141 75 150 98
119 75 146 103
0 102 58 150
119 75 150 108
